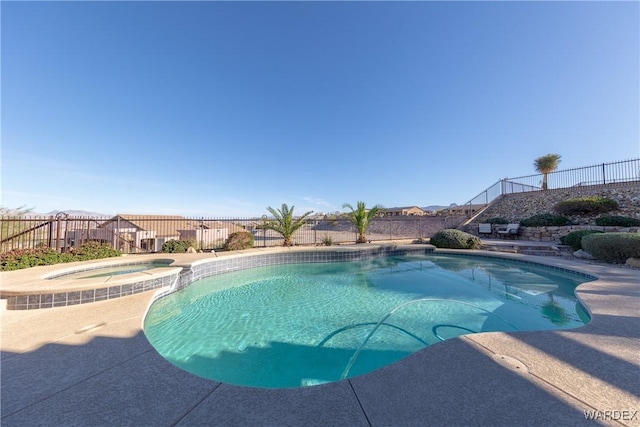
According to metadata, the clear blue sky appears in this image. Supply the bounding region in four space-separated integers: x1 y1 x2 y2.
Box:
2 1 638 217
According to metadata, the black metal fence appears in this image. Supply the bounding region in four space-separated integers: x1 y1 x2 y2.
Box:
7 159 634 254
0 214 106 254
464 158 640 208
0 215 465 254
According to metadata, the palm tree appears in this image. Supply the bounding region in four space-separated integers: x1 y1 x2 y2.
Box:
342 201 383 244
262 203 313 247
534 154 561 190
541 294 570 326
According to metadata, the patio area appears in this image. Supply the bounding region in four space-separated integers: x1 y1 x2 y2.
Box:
1 244 639 426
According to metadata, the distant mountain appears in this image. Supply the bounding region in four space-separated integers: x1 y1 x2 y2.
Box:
422 203 458 211
45 210 111 218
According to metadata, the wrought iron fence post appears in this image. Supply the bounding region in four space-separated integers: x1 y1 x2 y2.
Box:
602 163 606 185
200 217 204 251
55 212 67 252
117 215 121 251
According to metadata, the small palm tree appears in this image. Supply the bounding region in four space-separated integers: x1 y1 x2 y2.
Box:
534 154 561 190
541 294 570 326
262 203 313 247
342 201 383 244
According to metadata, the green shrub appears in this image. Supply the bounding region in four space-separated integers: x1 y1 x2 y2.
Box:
581 232 640 263
71 241 121 260
594 215 640 227
1 251 33 271
0 247 59 270
520 213 572 227
223 231 254 251
161 239 191 253
429 229 482 249
553 196 618 216
560 230 605 251
485 217 508 225
1 242 121 271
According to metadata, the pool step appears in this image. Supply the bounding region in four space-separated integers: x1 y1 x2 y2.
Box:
483 244 571 257
518 247 560 256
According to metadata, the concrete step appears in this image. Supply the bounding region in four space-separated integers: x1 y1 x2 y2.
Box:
519 248 559 256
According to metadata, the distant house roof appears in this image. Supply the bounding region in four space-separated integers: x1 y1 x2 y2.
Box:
99 215 245 238
382 206 426 216
383 206 424 211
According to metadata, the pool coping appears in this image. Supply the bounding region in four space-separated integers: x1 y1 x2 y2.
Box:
1 243 639 426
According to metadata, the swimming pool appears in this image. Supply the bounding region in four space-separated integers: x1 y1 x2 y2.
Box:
143 253 592 388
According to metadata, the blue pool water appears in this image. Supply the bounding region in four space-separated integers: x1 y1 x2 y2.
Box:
143 254 591 388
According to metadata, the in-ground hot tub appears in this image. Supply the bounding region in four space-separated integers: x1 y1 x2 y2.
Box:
45 259 174 280
3 258 183 310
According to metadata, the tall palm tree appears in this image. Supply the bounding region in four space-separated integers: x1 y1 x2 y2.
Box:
342 201 383 244
534 154 561 190
262 203 313 247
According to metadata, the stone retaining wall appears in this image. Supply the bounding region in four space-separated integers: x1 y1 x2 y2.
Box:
519 225 639 242
465 182 640 242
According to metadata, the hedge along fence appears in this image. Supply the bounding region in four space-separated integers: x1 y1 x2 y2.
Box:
1 242 122 271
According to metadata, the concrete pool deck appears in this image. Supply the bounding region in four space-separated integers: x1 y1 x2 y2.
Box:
1 244 639 426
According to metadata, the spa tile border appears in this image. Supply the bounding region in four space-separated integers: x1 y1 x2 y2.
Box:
171 246 434 293
6 244 598 311
6 273 179 310
6 246 429 310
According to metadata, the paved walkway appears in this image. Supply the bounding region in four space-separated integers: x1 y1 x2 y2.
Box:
1 245 639 426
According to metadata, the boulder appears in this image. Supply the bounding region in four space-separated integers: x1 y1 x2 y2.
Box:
573 249 595 260
626 258 640 268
